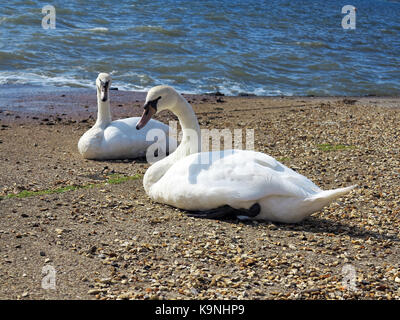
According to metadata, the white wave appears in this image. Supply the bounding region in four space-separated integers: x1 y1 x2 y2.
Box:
86 27 109 32
184 78 293 96
0 71 295 96
0 71 95 88
0 71 153 92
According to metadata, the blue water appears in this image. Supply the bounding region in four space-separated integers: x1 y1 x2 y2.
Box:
0 0 399 95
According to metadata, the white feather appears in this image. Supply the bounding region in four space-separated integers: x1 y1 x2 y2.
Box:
78 74 176 160
140 86 356 223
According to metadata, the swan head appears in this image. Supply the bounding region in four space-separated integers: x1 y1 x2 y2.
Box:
136 85 180 130
96 73 111 102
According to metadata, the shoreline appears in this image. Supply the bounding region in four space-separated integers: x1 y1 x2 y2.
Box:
1 84 399 126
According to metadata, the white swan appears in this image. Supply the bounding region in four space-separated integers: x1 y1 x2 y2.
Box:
136 85 356 223
78 73 176 160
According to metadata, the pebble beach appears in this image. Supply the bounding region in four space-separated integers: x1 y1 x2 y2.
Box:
0 90 399 300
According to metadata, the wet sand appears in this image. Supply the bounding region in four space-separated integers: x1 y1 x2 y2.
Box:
0 88 400 299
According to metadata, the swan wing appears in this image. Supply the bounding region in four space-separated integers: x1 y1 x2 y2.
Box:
152 150 321 210
103 118 174 152
105 117 169 139
198 150 320 199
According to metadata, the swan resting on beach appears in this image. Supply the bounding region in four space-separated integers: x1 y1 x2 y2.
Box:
78 73 176 160
135 85 356 223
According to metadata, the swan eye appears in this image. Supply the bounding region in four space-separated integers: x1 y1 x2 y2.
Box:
99 80 110 90
145 96 162 110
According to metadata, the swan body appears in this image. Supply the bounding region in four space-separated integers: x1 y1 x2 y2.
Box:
78 73 176 160
136 85 355 223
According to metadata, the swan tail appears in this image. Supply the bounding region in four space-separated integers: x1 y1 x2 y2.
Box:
305 185 357 211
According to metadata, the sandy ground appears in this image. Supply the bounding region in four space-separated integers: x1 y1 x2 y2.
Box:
0 90 400 300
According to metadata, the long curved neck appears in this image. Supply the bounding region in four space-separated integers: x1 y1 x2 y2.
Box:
143 95 200 193
95 88 112 127
173 96 201 158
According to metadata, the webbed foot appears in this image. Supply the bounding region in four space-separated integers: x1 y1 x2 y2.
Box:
187 203 260 220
